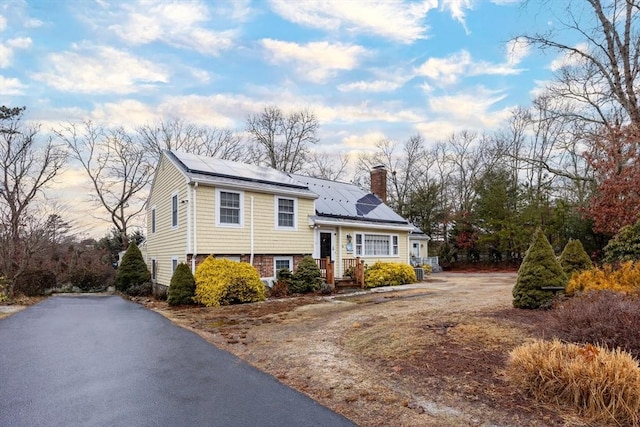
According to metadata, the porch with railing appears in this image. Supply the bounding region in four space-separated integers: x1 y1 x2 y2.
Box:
315 256 365 288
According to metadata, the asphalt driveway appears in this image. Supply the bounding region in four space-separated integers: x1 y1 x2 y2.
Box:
0 296 355 427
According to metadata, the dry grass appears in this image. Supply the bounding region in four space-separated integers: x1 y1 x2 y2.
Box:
508 339 640 426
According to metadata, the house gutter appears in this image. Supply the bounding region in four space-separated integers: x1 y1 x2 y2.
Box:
309 217 415 232
192 182 198 273
250 196 254 265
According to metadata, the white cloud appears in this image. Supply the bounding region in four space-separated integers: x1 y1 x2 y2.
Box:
342 132 388 149
269 0 436 44
0 37 32 68
107 1 236 56
89 99 159 130
261 39 367 83
441 0 474 32
0 75 25 95
0 15 7 32
337 79 405 93
32 45 169 94
505 37 530 66
415 51 472 85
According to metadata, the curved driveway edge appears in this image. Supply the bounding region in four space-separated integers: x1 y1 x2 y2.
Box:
0 296 355 427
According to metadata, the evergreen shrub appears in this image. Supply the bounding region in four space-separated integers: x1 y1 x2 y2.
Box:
194 256 266 307
507 339 640 426
114 242 151 295
364 262 417 288
558 239 592 277
68 268 110 292
567 261 640 294
512 228 567 309
603 220 640 263
290 256 322 294
269 268 291 298
167 263 196 306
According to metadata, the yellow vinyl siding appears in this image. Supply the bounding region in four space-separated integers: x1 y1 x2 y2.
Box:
146 156 188 287
193 186 315 255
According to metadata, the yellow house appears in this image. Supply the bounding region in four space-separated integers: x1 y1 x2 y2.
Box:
146 150 416 291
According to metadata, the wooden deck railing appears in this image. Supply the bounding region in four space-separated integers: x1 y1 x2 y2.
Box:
315 257 365 288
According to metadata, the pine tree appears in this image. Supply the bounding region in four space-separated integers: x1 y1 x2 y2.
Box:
167 262 196 306
114 242 151 293
290 255 322 293
513 228 567 309
559 239 592 276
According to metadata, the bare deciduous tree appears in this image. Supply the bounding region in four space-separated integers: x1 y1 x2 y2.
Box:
246 106 319 173
137 118 247 162
0 106 67 285
303 151 349 181
55 121 152 249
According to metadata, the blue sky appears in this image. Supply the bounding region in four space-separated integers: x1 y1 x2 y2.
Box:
0 0 566 236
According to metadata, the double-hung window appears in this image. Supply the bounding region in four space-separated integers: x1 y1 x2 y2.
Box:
274 256 293 276
217 189 243 227
276 197 296 229
354 233 400 257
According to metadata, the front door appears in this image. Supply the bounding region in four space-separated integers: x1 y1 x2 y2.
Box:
320 232 332 260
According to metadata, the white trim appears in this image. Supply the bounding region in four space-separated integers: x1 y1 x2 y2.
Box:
192 182 198 273
274 196 297 230
309 216 414 231
171 192 179 229
216 188 244 228
354 232 400 258
274 256 294 276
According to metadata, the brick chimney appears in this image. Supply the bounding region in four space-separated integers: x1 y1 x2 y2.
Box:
370 165 387 203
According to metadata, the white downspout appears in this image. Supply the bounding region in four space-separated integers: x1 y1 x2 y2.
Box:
250 196 254 266
192 182 198 273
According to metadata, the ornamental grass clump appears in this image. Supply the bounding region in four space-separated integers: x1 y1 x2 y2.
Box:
567 261 640 295
507 339 640 426
364 262 416 288
512 228 567 309
194 256 265 307
167 262 196 306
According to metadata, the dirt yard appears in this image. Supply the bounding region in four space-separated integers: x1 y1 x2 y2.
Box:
142 273 587 426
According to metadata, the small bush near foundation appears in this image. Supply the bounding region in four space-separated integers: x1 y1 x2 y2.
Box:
114 242 151 294
194 256 266 307
290 256 322 294
167 263 196 306
13 270 57 296
507 339 640 426
542 291 640 359
269 268 291 298
558 239 592 277
567 261 640 294
364 262 417 288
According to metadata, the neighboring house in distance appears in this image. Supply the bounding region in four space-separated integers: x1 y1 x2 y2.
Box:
145 150 416 291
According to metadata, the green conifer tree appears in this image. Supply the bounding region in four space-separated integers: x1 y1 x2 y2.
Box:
290 255 322 293
513 228 567 309
559 239 593 276
167 262 196 306
114 242 151 293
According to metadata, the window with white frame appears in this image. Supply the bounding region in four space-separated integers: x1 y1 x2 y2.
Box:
217 189 243 226
354 233 400 257
274 256 293 276
151 206 156 234
275 197 296 229
172 257 178 273
171 194 178 228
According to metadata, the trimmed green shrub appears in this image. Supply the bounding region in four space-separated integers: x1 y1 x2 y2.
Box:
513 228 567 309
167 263 196 306
13 270 57 296
194 256 266 307
114 242 151 295
603 219 640 263
290 256 322 294
364 262 417 288
558 239 592 277
269 268 291 298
